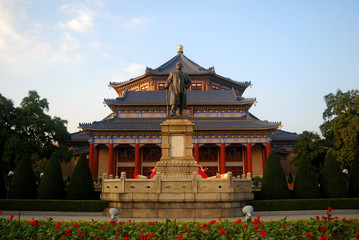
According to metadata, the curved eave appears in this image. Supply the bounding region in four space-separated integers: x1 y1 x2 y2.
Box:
109 73 149 88
104 101 256 106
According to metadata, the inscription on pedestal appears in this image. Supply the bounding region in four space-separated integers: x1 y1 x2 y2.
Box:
171 135 184 157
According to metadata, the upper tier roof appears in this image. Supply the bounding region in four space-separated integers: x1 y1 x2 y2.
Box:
146 48 213 74
104 89 256 106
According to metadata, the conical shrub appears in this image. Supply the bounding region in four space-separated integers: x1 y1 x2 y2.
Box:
8 155 37 199
349 150 359 198
66 153 95 200
319 149 348 198
293 154 321 199
261 151 291 199
37 150 65 199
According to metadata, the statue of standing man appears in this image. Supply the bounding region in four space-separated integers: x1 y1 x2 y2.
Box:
165 62 191 116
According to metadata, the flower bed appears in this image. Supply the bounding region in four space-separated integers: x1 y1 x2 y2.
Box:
0 209 358 239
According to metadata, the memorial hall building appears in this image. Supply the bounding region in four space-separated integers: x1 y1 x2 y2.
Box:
68 46 298 180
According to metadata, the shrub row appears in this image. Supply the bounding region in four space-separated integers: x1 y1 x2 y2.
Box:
0 199 108 212
249 198 359 211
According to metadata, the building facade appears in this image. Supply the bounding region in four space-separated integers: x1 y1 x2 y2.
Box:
69 46 298 180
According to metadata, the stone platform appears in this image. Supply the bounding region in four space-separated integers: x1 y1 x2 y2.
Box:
101 118 254 218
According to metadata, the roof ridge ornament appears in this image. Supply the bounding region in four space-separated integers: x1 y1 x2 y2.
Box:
177 45 183 54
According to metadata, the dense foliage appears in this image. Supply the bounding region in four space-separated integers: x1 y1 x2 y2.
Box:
37 150 65 199
66 154 95 200
349 150 359 198
320 89 359 167
293 154 321 199
0 210 358 239
292 131 326 174
261 151 291 200
320 150 348 198
0 91 71 199
8 155 37 199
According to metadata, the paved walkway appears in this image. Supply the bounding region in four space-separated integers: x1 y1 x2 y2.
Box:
2 209 359 222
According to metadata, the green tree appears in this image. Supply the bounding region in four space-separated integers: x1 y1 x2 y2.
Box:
261 151 291 200
8 155 37 199
66 153 95 200
293 154 321 199
319 149 348 198
292 131 326 174
348 149 359 198
0 91 71 198
320 89 359 167
37 149 65 199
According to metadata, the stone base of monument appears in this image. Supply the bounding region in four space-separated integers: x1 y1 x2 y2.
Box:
101 118 254 218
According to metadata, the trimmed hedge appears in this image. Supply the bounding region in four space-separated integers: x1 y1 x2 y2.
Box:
0 199 108 212
249 198 359 211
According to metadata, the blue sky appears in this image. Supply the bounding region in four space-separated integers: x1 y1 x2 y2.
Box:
1 1 358 135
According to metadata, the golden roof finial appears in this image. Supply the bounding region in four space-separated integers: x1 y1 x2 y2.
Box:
177 45 183 53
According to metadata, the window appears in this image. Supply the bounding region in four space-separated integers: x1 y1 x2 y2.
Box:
140 85 149 91
158 83 166 90
191 83 202 90
212 84 219 90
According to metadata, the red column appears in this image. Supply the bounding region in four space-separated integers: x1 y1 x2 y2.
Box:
243 148 247 174
220 143 226 174
93 147 98 179
112 148 117 176
266 141 271 158
247 142 252 174
108 143 113 176
89 142 94 177
135 143 141 174
194 142 199 163
261 145 266 172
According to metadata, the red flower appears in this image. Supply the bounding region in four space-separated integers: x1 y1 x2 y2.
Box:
259 229 266 238
254 224 260 229
78 232 84 237
320 227 328 232
236 219 242 224
327 207 333 212
124 236 129 240
355 232 359 239
305 232 312 238
9 214 14 220
319 235 328 240
342 217 347 221
140 233 147 240
316 216 320 220
102 225 107 230
148 233 153 238
282 224 286 227
334 216 339 219
48 217 53 221
74 222 79 228
94 237 101 240
177 236 183 240
219 217 222 221
321 216 326 220
219 228 225 234
254 218 260 224
209 220 216 225
243 224 249 228
0 210 2 214
148 221 153 225
118 221 123 225
110 220 116 226
128 220 132 223
64 228 73 237
183 228 189 233
55 222 61 229
31 220 39 226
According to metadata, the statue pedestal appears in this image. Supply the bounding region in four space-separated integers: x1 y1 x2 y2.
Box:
101 117 254 218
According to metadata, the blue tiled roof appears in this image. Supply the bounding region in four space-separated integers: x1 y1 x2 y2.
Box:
104 89 256 106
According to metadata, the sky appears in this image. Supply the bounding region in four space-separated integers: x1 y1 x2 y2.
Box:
1 0 358 135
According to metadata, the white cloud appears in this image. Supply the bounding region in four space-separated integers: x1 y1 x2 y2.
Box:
125 63 145 74
120 17 147 29
59 4 94 33
61 32 80 52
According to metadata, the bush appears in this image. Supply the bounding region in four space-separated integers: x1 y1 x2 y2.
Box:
261 151 291 199
249 198 359 211
37 150 65 199
66 153 95 200
293 154 321 199
8 155 37 199
0 199 108 212
349 150 359 198
320 149 348 198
